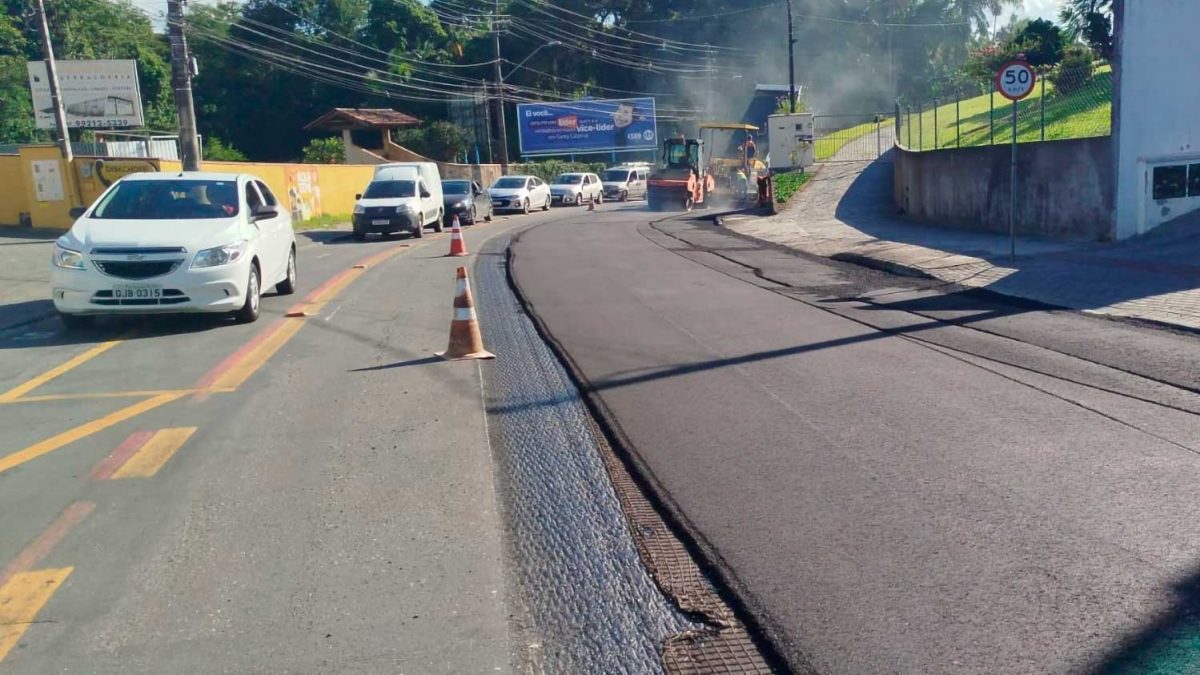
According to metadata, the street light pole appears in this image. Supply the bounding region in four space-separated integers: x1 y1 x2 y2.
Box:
786 0 796 113
34 0 71 165
168 0 201 170
491 0 508 171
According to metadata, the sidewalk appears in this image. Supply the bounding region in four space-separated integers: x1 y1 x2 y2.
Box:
724 158 1200 332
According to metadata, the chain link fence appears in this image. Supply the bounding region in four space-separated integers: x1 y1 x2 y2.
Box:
897 63 1112 152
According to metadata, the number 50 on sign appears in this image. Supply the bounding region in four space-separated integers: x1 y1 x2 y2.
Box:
995 60 1036 101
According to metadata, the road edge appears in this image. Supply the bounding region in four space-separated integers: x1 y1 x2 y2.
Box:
505 224 812 674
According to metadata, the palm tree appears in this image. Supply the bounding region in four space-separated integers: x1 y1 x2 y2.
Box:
1058 0 1113 59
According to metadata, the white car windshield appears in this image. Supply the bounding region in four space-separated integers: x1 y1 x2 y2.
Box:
603 170 632 182
91 180 240 219
363 180 416 199
493 178 527 189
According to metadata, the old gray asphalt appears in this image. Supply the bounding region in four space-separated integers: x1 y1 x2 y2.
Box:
510 205 1200 674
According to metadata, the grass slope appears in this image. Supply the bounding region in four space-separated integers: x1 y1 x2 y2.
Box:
900 66 1112 151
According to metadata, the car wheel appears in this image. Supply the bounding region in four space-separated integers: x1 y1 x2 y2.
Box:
620 190 628 202
276 246 297 295
597 192 604 205
412 215 425 238
469 206 477 224
542 196 550 211
353 224 366 242
58 312 94 330
522 198 530 215
433 210 445 233
234 264 261 324
484 207 493 222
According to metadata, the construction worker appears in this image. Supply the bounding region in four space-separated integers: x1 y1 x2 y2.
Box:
744 134 758 163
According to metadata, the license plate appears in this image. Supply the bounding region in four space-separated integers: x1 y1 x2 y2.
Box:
492 201 504 207
113 285 161 299
372 219 390 225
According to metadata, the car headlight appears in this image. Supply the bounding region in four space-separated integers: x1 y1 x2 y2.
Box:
53 244 85 270
395 204 417 214
191 240 247 269
353 204 365 214
453 201 466 209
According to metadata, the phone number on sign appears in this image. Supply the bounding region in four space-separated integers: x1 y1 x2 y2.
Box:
66 119 136 128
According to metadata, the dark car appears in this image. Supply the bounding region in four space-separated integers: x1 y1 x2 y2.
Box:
442 180 492 226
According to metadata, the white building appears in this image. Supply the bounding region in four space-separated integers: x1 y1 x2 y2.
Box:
1114 0 1200 238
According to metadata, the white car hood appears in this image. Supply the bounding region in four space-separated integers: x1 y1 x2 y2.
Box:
358 197 420 209
489 188 528 198
67 217 243 253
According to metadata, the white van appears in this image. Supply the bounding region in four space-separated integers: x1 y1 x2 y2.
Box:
353 163 445 241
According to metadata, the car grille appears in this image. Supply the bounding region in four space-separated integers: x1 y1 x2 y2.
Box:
91 247 186 255
91 289 189 306
93 260 183 280
363 206 396 217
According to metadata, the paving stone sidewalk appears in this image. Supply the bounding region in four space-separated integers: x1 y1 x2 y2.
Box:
724 158 1200 332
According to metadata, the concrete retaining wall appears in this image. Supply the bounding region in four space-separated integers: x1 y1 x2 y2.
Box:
893 137 1114 241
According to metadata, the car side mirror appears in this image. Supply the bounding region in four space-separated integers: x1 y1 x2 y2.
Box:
69 206 86 219
421 188 432 198
355 193 362 200
251 204 278 222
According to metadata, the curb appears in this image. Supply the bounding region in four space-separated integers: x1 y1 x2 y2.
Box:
828 251 935 279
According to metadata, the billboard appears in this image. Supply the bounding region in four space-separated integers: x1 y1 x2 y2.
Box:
517 98 656 156
27 59 144 129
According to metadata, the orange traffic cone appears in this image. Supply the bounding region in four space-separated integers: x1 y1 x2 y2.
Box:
436 267 494 361
447 215 468 257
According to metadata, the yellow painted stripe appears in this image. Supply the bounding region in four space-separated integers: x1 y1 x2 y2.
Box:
110 427 195 478
0 392 186 476
0 340 122 403
203 317 307 392
0 567 73 662
0 389 224 405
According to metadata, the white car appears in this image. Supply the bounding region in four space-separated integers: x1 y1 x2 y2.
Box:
51 172 297 328
550 173 604 206
489 175 551 214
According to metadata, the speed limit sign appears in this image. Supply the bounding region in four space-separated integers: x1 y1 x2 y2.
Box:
995 60 1036 101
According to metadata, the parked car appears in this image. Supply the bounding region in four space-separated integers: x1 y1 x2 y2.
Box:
602 165 649 201
51 172 297 328
442 179 492 226
352 176 443 240
490 175 551 214
550 173 604 206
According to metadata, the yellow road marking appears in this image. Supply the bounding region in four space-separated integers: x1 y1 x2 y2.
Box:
0 340 122 403
0 392 186 476
0 389 225 405
203 318 307 392
0 567 73 662
110 427 195 478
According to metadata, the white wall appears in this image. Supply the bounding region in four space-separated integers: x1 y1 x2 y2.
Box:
1114 0 1200 238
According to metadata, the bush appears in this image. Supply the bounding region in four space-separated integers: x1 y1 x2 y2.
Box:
515 160 607 184
1048 46 1095 95
301 137 345 164
203 136 247 162
773 171 811 204
394 121 471 162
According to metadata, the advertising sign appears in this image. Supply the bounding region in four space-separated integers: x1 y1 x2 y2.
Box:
517 98 657 155
286 167 323 222
27 59 144 129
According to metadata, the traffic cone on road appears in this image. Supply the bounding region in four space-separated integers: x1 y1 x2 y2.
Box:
436 267 494 361
447 215 468 257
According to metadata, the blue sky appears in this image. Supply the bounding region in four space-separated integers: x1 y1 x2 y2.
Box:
1017 0 1063 21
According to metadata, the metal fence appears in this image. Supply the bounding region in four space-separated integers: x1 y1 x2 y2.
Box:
813 113 895 162
897 63 1112 152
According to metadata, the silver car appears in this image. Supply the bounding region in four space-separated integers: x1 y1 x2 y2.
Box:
550 173 604 206
489 175 552 214
601 167 648 202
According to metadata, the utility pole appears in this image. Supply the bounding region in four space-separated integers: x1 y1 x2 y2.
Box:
34 0 71 164
167 0 201 171
705 44 714 119
492 0 509 171
786 0 796 113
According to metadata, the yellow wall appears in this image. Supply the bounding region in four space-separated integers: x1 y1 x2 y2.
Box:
0 146 371 229
0 155 26 226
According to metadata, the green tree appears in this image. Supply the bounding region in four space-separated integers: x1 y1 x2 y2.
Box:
301 137 345 163
1011 18 1065 68
394 121 469 162
1059 0 1113 60
204 136 247 161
